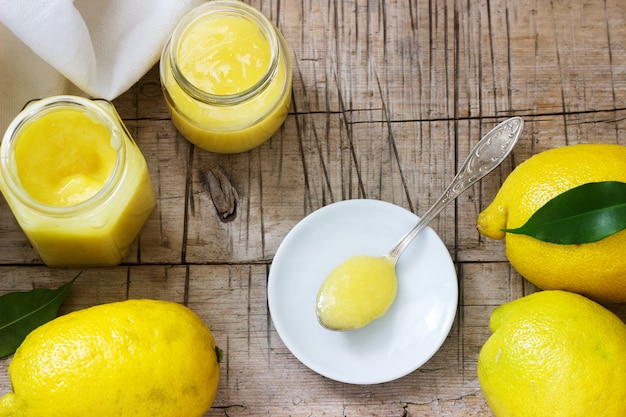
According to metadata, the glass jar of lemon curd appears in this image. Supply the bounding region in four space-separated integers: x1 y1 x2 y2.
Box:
160 0 293 153
0 96 156 267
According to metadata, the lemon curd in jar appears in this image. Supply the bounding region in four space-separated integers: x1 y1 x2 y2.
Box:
160 0 292 153
14 110 117 206
0 96 156 267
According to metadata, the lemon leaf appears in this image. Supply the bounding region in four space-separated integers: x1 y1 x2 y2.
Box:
0 273 80 358
502 181 626 244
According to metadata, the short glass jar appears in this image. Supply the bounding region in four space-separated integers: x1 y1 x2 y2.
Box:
0 96 156 267
160 0 292 153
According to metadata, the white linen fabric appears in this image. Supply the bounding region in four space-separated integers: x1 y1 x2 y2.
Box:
0 0 203 133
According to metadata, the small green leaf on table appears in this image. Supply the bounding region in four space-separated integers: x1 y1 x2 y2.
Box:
0 273 80 358
502 181 626 244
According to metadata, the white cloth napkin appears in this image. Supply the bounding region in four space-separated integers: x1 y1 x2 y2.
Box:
0 0 203 133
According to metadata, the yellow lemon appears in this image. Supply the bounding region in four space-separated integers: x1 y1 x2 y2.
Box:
478 290 626 417
477 144 626 303
0 299 220 417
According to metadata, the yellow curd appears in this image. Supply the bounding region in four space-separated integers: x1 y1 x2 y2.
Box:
14 110 116 206
316 255 398 331
160 0 292 153
0 96 155 267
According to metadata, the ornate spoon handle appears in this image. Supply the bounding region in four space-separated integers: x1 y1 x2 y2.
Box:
385 117 524 263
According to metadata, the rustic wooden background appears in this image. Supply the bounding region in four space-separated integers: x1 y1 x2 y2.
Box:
2 0 626 415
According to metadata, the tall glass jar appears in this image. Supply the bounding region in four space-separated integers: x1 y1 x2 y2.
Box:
0 96 156 267
160 0 292 153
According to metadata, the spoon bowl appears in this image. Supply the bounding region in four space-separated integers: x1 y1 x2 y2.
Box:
316 117 524 331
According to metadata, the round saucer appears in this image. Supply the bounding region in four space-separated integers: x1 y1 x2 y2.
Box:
267 199 458 384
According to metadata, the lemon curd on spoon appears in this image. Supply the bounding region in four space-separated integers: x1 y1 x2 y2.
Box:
316 255 398 331
314 118 524 332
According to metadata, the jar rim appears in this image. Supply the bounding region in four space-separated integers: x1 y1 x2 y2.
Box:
0 95 127 215
165 0 281 106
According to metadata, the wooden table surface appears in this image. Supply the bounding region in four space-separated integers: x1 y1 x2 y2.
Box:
2 1 626 415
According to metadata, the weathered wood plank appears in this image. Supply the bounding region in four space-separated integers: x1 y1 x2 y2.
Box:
3 0 626 415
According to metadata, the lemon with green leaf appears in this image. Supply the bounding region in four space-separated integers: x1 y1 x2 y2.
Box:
477 144 626 303
0 299 221 417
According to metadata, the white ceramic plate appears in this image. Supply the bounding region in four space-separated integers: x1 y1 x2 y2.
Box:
268 199 458 384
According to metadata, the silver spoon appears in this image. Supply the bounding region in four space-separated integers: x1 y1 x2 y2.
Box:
316 116 524 331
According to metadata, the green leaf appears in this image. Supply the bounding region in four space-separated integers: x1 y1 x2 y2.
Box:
503 181 626 244
0 272 80 358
